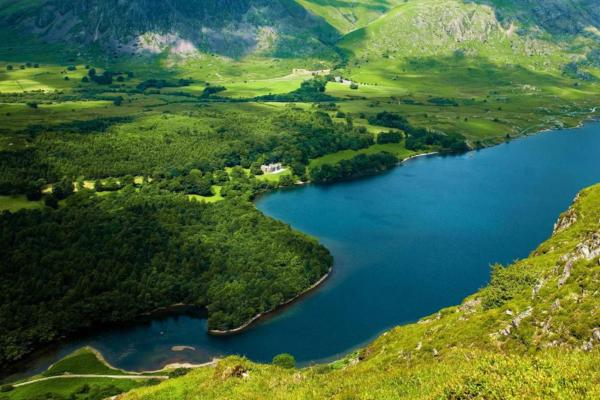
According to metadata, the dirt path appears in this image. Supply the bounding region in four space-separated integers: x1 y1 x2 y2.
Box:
13 374 168 388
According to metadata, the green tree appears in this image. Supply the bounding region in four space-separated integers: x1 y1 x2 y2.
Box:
25 181 43 201
279 174 295 187
250 162 263 176
53 177 74 200
44 194 59 209
272 353 296 369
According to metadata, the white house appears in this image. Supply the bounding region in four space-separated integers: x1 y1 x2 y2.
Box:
261 163 284 174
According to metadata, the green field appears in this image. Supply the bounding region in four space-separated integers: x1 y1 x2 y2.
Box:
309 142 416 168
43 348 127 377
2 348 162 400
0 195 43 212
4 377 146 400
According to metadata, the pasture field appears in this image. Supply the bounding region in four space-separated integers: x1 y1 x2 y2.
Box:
310 142 416 168
1 348 163 400
0 195 43 212
3 377 146 400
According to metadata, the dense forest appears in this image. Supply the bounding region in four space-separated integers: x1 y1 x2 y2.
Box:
0 107 372 195
368 112 469 153
309 152 399 183
0 76 469 372
0 189 332 368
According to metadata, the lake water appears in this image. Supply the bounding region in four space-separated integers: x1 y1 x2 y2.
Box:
7 122 600 380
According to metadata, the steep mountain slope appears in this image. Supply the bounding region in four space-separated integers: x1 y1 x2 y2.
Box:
295 0 405 33
339 0 570 65
483 0 600 36
121 182 600 399
0 0 339 59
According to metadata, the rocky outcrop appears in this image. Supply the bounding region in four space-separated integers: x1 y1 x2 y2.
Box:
2 0 339 58
556 231 600 287
499 307 533 336
553 194 580 234
480 0 600 35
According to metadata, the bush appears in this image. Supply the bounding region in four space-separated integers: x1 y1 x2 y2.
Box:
368 111 409 130
309 152 398 183
44 194 59 209
75 384 90 394
168 368 191 378
272 353 296 369
25 181 43 201
53 177 74 200
137 79 192 91
377 131 403 144
350 83 359 90
202 85 226 97
279 174 295 187
0 385 14 392
26 102 38 109
250 162 263 176
6 65 13 71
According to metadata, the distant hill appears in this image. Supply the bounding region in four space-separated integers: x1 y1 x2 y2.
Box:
296 0 406 33
338 0 597 61
483 0 600 35
0 0 339 59
0 0 597 67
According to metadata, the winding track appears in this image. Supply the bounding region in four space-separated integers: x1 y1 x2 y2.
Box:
13 374 169 388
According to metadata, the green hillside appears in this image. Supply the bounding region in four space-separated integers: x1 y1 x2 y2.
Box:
121 182 600 399
296 0 406 33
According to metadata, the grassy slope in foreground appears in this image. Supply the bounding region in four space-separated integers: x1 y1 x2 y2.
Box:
122 183 600 399
2 347 161 400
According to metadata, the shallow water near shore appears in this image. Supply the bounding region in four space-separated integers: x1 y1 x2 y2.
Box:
7 122 600 381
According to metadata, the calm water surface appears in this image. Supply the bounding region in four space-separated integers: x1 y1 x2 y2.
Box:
8 122 600 380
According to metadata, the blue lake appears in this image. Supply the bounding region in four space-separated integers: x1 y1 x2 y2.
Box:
8 122 600 380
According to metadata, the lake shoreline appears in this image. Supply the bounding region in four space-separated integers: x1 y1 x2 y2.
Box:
206 112 600 336
6 113 598 381
208 267 333 336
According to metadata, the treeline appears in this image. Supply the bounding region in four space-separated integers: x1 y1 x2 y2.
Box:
22 116 133 136
136 78 193 91
368 112 468 153
0 108 372 194
256 77 336 102
0 189 332 368
309 152 398 183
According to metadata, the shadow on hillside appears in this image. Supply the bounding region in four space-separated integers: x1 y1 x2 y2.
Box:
464 0 600 35
1 0 342 61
